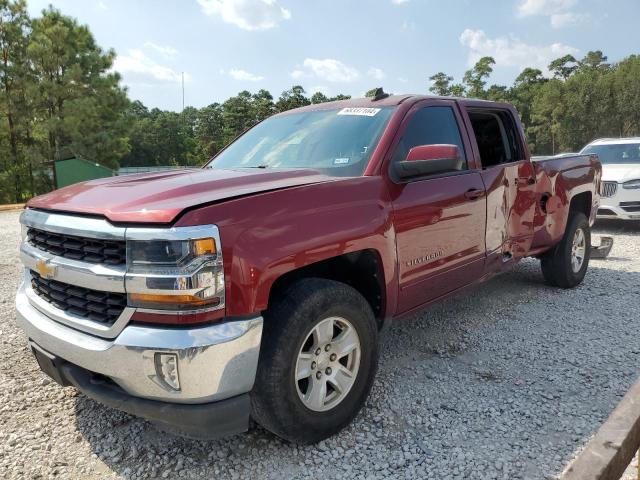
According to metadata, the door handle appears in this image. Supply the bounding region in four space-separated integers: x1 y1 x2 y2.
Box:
464 188 485 200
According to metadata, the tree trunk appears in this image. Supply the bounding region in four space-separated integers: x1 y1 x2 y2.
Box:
3 60 22 203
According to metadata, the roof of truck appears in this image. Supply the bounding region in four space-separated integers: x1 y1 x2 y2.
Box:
275 94 499 115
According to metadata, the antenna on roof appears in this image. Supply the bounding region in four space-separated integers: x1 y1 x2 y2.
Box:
366 87 389 101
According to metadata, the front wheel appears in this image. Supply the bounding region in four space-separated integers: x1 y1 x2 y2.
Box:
541 211 591 288
251 278 379 444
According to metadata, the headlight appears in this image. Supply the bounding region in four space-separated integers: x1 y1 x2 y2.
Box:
125 227 224 313
128 238 216 272
622 179 640 190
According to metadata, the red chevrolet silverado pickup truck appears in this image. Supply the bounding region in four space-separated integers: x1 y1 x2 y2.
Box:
16 94 601 443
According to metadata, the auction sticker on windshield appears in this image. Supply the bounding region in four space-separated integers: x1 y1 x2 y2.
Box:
337 107 381 116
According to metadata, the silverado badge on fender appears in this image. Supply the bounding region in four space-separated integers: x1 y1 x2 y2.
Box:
406 250 445 267
35 259 57 280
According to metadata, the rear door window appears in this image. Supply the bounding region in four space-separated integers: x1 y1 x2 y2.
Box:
468 110 524 168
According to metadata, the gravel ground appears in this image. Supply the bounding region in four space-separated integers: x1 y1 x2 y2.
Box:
1 209 639 480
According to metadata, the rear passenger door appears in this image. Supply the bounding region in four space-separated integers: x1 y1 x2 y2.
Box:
464 108 536 270
388 100 487 314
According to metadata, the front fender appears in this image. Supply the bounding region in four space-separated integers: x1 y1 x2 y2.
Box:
176 176 398 318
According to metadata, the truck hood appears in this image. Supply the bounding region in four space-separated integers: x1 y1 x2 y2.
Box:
27 168 337 223
601 163 640 183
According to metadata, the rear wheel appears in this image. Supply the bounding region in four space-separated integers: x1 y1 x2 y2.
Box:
541 211 591 288
251 278 378 444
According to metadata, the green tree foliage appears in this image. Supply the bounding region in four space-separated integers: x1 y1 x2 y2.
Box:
28 7 130 169
428 52 640 155
526 53 638 153
428 72 454 96
252 89 275 122
548 54 579 80
275 85 310 112
311 91 329 104
462 56 495 98
194 103 224 159
0 2 129 202
613 55 640 137
0 0 33 201
579 50 609 72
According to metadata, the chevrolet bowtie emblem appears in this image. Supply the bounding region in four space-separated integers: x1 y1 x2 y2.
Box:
35 259 57 279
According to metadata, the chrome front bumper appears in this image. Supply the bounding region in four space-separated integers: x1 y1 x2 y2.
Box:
16 281 263 404
597 203 640 220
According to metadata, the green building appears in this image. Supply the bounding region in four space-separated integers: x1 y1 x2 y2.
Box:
53 156 114 189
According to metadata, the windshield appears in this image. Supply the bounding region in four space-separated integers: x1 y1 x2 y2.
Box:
207 107 395 177
581 143 640 164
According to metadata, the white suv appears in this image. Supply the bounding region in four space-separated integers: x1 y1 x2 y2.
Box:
580 138 640 220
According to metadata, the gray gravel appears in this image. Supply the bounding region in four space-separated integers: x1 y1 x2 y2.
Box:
1 209 639 480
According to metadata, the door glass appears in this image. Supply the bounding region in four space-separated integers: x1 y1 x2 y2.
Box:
392 107 467 169
469 110 524 167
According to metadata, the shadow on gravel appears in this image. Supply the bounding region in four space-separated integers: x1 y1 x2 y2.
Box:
71 262 640 479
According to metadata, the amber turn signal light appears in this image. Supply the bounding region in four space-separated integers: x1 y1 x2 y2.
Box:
129 293 219 307
192 238 216 256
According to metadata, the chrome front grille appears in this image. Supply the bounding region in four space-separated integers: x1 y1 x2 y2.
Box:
30 270 126 325
601 181 618 198
20 209 130 338
27 227 126 265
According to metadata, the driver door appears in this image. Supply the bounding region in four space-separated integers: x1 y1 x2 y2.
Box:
388 100 487 314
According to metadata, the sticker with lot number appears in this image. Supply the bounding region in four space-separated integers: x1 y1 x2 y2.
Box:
337 107 381 116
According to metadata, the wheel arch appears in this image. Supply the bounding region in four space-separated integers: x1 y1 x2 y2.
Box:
266 249 387 329
569 191 593 219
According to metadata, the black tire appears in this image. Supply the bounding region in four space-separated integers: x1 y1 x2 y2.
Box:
541 211 591 288
251 278 379 444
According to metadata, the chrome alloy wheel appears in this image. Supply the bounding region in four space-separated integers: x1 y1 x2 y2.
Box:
295 316 361 412
571 227 586 273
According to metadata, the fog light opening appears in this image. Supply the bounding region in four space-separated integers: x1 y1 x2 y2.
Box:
154 352 180 391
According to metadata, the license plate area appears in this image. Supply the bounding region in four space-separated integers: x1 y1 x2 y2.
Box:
30 342 70 386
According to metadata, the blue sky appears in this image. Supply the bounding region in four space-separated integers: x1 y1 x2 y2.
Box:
28 0 640 111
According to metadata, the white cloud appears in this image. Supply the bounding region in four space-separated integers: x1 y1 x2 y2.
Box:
228 68 264 81
397 77 408 83
113 49 188 83
459 29 578 72
517 0 587 28
550 12 588 27
517 0 576 16
143 42 178 58
309 85 330 95
367 67 386 80
98 1 108 10
290 69 305 79
197 0 291 31
302 58 359 83
392 0 410 4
